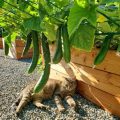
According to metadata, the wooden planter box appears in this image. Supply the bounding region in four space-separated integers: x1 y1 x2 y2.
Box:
50 46 120 117
9 39 33 59
2 38 33 59
0 37 3 49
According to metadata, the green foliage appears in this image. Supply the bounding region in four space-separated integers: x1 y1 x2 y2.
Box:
68 0 96 37
23 17 42 32
101 0 120 4
0 0 4 7
70 23 95 51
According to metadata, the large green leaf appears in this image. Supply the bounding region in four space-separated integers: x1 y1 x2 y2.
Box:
23 17 42 32
11 32 17 42
68 1 96 37
44 22 56 42
70 24 95 52
0 0 4 7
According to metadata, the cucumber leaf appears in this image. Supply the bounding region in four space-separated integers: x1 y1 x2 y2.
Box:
0 0 4 7
68 1 96 37
70 23 95 52
23 17 42 32
43 22 56 42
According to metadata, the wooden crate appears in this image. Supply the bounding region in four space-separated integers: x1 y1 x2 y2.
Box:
0 37 3 49
50 46 120 117
9 39 33 59
2 38 33 59
71 48 120 75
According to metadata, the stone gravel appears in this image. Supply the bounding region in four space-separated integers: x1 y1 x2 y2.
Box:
0 49 120 120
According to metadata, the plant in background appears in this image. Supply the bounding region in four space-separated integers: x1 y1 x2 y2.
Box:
0 0 120 92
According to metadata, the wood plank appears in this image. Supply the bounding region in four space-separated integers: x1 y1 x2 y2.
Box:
71 48 120 75
14 46 33 53
77 81 120 117
51 62 120 97
50 45 120 75
13 39 25 47
9 46 33 59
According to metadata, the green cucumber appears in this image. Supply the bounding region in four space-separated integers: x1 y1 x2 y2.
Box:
33 33 50 93
94 33 114 65
52 26 63 64
116 40 120 56
28 30 39 73
4 42 9 56
4 35 11 56
22 32 32 56
62 24 71 63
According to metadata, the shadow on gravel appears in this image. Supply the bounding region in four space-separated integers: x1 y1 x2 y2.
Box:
18 58 32 63
76 104 87 117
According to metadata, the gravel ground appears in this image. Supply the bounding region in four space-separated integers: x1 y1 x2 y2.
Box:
0 49 120 120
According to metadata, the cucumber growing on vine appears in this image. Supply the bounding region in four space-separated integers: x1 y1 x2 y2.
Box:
22 32 32 56
62 24 71 63
94 33 114 65
28 30 39 74
4 35 11 56
33 33 50 93
4 42 9 56
52 26 63 64
116 40 120 56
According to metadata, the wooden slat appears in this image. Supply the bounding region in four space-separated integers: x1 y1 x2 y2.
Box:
71 48 120 75
50 45 120 75
13 39 25 47
51 62 120 97
77 81 120 117
9 46 33 59
15 47 33 53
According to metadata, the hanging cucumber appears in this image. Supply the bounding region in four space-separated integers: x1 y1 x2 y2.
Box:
4 42 9 56
28 30 39 73
4 35 11 56
116 40 120 56
94 33 114 65
33 33 50 93
52 26 63 64
22 32 32 56
62 24 71 63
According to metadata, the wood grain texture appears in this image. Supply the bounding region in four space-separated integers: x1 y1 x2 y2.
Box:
8 39 33 59
51 62 120 97
71 48 120 75
13 39 25 47
77 81 120 116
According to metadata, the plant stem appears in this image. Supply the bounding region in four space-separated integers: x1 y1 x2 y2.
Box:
96 8 120 27
1 7 23 20
3 13 22 23
49 1 62 10
4 0 33 17
95 32 120 35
